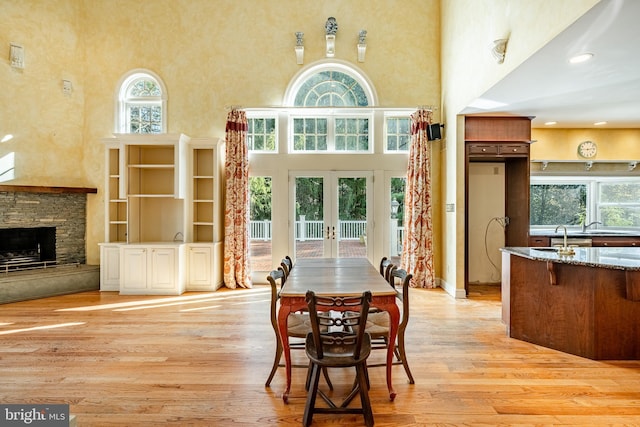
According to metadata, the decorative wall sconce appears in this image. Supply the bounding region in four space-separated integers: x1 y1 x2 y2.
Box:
357 30 367 62
325 17 338 57
10 43 24 69
491 38 508 64
295 32 304 65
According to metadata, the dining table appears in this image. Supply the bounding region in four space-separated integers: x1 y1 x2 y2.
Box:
277 257 400 402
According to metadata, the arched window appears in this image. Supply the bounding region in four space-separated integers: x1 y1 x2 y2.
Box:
284 61 376 107
283 61 378 152
293 70 370 107
117 70 167 133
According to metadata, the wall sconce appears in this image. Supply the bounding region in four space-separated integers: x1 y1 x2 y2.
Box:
10 43 24 69
325 17 338 57
357 30 367 62
491 38 508 64
295 32 304 65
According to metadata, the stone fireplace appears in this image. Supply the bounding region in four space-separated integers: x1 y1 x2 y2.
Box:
0 185 100 303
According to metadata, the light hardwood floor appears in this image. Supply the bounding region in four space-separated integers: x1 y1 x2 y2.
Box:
1 284 639 426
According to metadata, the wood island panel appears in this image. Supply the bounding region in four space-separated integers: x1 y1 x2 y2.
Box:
503 253 640 360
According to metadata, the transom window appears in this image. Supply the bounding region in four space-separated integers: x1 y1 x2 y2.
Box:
117 70 167 134
385 116 410 152
247 116 277 152
293 117 327 151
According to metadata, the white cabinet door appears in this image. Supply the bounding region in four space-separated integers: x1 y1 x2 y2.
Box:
99 244 120 291
121 247 148 293
187 245 212 290
148 247 177 290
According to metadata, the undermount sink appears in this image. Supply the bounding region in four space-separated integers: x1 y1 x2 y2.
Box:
533 247 558 252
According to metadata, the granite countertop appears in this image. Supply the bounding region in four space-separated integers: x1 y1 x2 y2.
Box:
501 247 640 271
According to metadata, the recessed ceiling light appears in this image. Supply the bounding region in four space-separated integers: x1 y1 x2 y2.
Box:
594 121 607 126
569 53 594 64
544 121 557 126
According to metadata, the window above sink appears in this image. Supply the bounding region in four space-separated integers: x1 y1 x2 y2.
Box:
530 176 640 234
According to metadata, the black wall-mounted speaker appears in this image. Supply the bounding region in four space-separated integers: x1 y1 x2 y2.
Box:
428 123 442 141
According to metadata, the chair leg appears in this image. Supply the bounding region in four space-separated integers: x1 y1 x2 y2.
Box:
303 363 321 427
322 367 333 390
356 363 374 427
306 363 333 391
305 361 312 391
397 329 415 384
342 369 361 408
364 361 370 390
265 339 283 387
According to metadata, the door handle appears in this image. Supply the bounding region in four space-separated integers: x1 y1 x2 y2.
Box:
332 226 336 240
326 226 330 240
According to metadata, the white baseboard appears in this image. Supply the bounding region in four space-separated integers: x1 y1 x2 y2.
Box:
437 277 467 299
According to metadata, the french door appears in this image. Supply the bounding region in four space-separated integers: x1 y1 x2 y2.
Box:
290 171 372 259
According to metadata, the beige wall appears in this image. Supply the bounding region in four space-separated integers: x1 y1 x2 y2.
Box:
1 0 440 266
532 128 640 160
1 0 86 187
440 0 599 296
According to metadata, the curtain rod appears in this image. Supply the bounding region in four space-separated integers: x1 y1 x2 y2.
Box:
225 105 437 111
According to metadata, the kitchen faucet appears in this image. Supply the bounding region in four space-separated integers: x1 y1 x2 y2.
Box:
554 225 575 255
581 220 602 232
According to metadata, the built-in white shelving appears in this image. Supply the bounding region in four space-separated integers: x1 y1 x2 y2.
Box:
99 134 224 294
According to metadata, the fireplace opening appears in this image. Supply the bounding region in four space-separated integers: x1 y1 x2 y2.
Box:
0 227 56 270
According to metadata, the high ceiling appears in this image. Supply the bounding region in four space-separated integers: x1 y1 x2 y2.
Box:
461 0 640 129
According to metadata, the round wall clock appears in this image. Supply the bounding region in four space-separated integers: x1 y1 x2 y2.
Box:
577 140 597 158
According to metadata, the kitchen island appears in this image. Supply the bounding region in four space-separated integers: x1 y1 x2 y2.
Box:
501 247 640 360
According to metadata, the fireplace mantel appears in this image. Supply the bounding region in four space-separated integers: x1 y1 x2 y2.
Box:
0 185 97 194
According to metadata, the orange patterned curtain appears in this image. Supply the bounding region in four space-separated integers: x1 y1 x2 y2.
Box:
223 109 252 289
400 109 435 288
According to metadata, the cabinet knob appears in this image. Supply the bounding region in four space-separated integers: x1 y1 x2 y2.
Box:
481 148 486 152
603 242 609 246
512 148 518 152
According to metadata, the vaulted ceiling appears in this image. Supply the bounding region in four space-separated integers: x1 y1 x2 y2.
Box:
462 0 640 129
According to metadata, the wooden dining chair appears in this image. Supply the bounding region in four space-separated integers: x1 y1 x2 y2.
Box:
379 256 394 282
265 269 332 390
364 266 415 384
280 256 294 283
303 290 374 427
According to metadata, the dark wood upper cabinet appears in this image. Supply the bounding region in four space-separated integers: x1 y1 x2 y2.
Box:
465 116 533 142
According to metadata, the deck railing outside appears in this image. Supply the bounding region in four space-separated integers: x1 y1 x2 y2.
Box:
250 219 404 255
